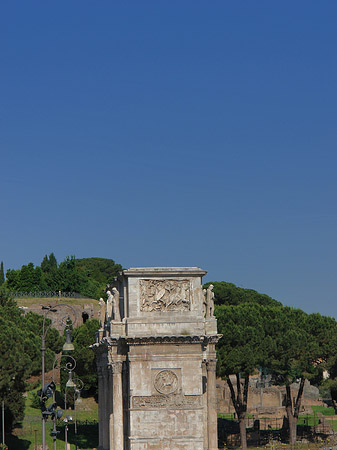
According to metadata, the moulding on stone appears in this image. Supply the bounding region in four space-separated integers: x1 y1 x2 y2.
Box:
125 334 222 346
122 267 207 278
99 334 222 347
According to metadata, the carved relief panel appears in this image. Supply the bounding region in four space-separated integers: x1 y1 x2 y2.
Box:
154 370 179 395
139 279 191 312
151 368 181 395
131 367 203 410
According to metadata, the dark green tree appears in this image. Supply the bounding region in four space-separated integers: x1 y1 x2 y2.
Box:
0 261 4 285
75 257 122 284
310 314 337 413
205 281 282 307
5 255 122 299
5 268 20 291
216 303 275 450
0 287 62 430
70 319 100 396
41 253 58 274
267 308 335 444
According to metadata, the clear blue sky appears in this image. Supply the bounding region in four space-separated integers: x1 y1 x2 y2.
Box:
1 1 336 317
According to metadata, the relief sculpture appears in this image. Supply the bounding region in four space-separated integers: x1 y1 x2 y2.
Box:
140 279 191 312
154 370 178 395
132 394 202 409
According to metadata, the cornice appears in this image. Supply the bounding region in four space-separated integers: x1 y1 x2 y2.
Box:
94 334 221 347
122 267 207 278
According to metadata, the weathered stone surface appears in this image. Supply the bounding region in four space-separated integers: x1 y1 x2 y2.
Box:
92 267 220 450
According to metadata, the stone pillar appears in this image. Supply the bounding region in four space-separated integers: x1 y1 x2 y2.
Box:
123 277 128 318
202 360 208 450
102 367 110 450
97 366 104 450
112 361 124 450
108 366 114 450
207 359 218 450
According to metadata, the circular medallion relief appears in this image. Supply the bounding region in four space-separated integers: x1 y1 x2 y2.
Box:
154 370 178 395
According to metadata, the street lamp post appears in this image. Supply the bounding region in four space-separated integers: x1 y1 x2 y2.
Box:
63 375 83 450
72 378 84 450
41 305 57 450
51 355 76 450
40 304 76 450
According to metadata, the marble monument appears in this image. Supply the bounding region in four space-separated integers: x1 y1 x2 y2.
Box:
92 267 220 450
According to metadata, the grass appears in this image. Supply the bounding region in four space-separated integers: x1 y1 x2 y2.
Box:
297 415 319 426
243 442 337 450
6 387 99 450
311 405 336 416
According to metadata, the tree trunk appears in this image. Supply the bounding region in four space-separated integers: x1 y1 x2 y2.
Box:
285 378 305 444
227 374 249 450
239 414 247 450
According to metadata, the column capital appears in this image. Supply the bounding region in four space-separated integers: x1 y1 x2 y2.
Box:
111 361 123 374
206 359 217 371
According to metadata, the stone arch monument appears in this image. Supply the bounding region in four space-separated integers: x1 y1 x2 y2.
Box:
92 267 220 450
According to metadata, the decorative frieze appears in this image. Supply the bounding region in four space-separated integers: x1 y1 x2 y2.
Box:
132 393 202 409
139 279 191 312
125 335 221 346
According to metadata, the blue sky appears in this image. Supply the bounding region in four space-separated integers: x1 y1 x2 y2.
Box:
1 1 336 317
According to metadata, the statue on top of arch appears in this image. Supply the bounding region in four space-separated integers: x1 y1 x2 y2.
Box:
105 284 121 323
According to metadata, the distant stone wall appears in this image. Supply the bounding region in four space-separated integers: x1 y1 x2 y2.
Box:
217 376 322 418
19 300 100 332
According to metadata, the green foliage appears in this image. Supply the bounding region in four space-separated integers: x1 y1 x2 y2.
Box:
75 257 122 285
216 303 275 377
0 288 61 430
60 319 100 402
5 255 122 299
6 263 46 292
205 281 282 307
0 261 4 285
215 297 337 445
40 253 57 273
267 308 336 386
28 390 41 410
70 319 100 396
0 286 16 307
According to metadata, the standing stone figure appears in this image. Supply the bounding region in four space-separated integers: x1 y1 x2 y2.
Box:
106 290 114 321
206 284 215 318
112 287 121 322
202 288 207 317
99 298 106 327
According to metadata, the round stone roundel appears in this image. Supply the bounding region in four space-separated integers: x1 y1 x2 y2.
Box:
154 370 178 395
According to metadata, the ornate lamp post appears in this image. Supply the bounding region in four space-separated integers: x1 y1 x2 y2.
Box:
63 374 83 450
40 304 76 450
41 305 57 450
72 377 84 450
51 355 76 450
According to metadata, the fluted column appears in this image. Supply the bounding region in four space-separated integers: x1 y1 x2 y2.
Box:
207 359 218 450
202 360 208 450
112 361 124 450
97 366 104 450
108 365 114 450
102 367 109 450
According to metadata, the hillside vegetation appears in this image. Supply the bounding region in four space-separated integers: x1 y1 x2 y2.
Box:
3 254 122 299
205 281 282 307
